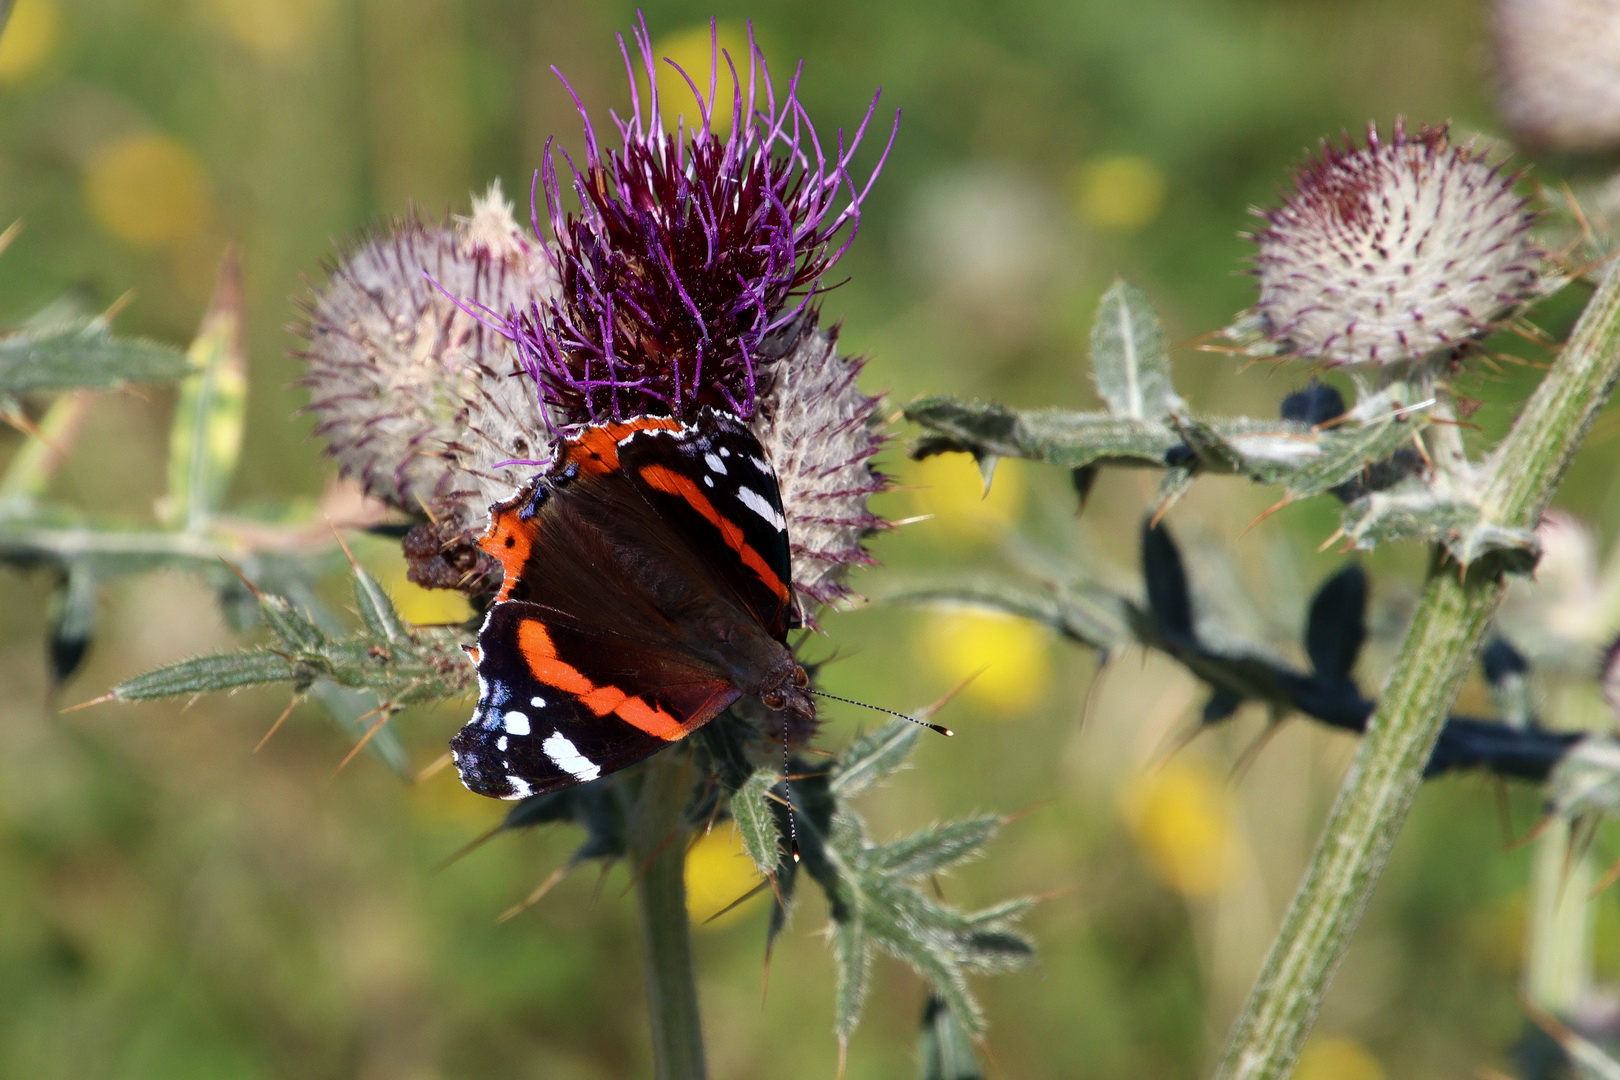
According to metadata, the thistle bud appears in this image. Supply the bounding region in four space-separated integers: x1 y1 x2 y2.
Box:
299 184 556 586
1249 122 1543 370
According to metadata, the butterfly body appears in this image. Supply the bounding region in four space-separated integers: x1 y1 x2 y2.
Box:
452 408 811 800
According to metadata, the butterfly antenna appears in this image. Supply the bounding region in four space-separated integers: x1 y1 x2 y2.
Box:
805 688 954 736
781 712 801 863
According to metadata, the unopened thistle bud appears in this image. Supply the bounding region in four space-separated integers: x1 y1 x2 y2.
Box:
1248 122 1543 370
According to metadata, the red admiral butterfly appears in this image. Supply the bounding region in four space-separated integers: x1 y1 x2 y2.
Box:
451 408 814 799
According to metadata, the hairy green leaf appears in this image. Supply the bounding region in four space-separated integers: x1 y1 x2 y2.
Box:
863 815 1001 880
832 913 870 1049
352 564 409 644
1284 415 1423 498
732 768 783 875
831 720 922 798
0 320 189 393
113 649 297 699
1090 280 1182 420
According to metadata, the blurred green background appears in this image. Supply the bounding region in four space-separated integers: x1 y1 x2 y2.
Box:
0 0 1611 1077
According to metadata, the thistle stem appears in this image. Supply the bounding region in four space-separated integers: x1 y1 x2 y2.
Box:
628 756 707 1080
1211 264 1620 1080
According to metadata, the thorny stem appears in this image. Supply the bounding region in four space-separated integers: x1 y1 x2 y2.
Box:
1211 264 1620 1080
628 755 707 1080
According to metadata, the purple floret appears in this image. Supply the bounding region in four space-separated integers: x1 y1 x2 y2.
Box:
502 16 897 423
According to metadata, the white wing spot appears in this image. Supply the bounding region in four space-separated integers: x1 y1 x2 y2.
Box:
736 486 786 531
704 452 727 475
504 776 537 800
529 696 546 708
719 446 731 457
747 456 770 474
543 732 601 782
503 710 531 736
496 735 508 752
703 476 714 488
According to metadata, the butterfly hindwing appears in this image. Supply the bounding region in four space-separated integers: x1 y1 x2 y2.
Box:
454 601 743 799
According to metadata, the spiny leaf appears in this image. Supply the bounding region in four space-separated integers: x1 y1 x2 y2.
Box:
890 579 1129 651
163 250 247 531
732 768 784 875
352 565 409 644
906 397 1178 470
112 649 298 699
1090 279 1182 421
863 815 1001 880
260 593 327 653
920 995 983 1080
0 320 189 393
831 720 921 798
860 876 984 1034
1284 416 1424 498
832 913 870 1049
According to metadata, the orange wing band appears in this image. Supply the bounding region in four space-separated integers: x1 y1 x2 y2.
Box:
636 463 790 604
516 618 688 741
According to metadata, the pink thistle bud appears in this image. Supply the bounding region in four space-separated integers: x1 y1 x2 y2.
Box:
1249 121 1543 369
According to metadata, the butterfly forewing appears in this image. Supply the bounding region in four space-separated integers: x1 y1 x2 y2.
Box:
615 410 797 639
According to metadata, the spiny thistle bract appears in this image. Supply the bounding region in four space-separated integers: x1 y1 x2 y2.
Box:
499 16 897 425
1248 121 1544 370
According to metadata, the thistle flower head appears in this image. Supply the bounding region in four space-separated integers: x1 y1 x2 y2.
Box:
1250 121 1542 369
502 17 897 423
299 184 556 586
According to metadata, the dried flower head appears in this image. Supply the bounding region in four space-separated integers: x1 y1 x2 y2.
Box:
1495 0 1620 152
499 17 896 424
300 184 555 586
1250 122 1542 368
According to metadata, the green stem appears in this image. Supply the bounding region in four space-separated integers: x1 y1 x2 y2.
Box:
627 756 708 1080
1211 265 1620 1080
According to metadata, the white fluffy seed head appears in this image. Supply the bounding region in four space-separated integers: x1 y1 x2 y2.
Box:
300 182 557 548
1251 122 1542 369
1495 0 1620 152
749 321 888 620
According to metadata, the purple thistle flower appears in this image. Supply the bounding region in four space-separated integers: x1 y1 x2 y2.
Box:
503 16 898 423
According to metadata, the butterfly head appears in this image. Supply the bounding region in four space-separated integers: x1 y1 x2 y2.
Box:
759 663 816 743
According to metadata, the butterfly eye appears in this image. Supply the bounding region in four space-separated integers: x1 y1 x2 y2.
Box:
793 666 808 688
762 691 786 711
